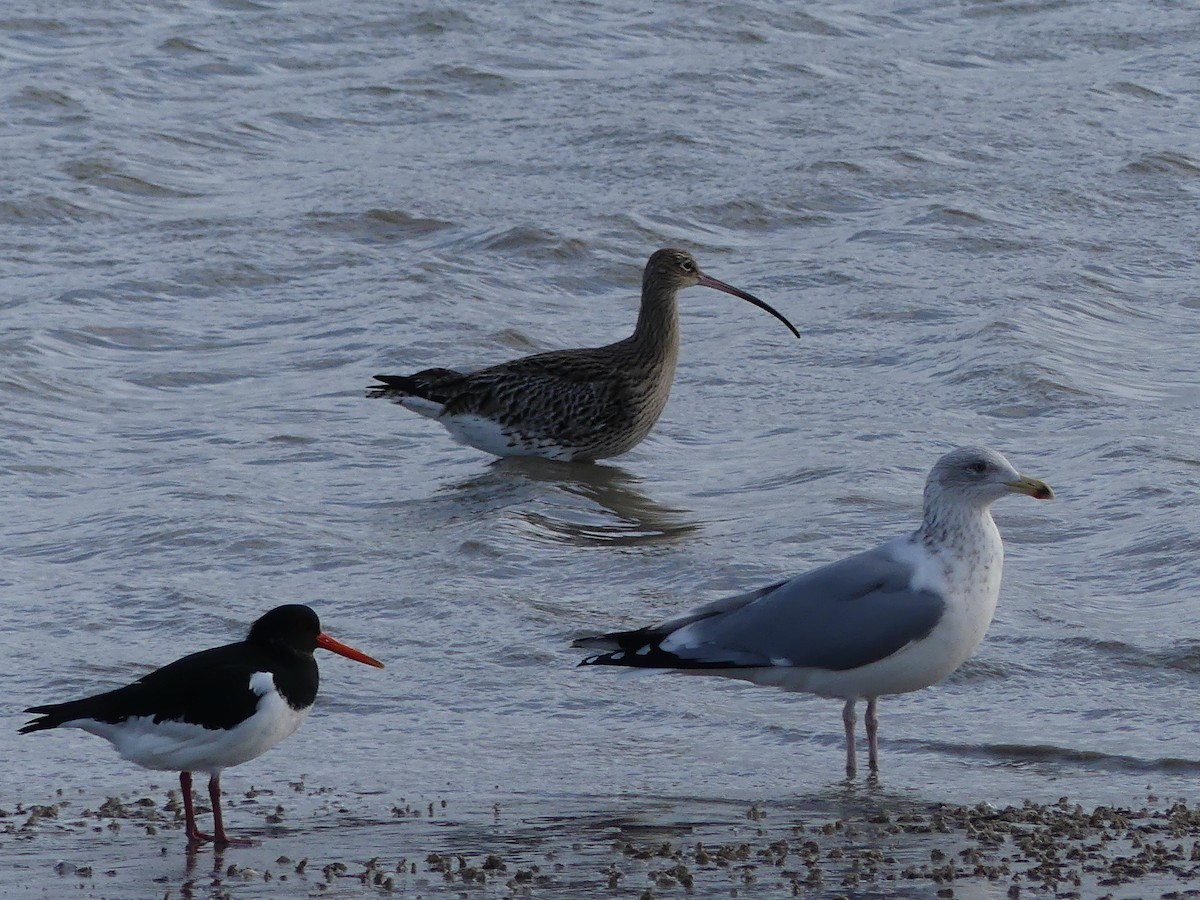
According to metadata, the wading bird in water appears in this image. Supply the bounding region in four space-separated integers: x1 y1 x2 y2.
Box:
367 248 800 461
21 605 384 846
575 447 1053 776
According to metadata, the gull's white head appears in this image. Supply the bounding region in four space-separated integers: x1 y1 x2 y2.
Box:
925 446 1054 511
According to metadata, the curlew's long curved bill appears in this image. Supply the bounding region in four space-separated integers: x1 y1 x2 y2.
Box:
317 632 385 668
696 272 801 339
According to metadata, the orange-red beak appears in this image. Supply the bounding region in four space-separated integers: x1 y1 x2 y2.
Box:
316 632 385 668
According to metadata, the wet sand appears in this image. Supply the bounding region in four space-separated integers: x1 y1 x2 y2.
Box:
6 780 1200 899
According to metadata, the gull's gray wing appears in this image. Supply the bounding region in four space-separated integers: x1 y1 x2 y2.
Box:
575 540 945 673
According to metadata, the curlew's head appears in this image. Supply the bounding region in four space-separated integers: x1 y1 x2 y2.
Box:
642 248 801 339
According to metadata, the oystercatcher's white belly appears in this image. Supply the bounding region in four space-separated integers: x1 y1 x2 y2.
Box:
68 672 310 774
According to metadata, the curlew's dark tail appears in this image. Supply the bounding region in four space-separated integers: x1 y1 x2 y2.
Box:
366 368 466 404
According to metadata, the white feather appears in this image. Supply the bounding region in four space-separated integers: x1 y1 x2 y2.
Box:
439 412 576 461
397 395 445 420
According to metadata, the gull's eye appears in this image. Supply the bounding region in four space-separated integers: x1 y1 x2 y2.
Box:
969 460 988 474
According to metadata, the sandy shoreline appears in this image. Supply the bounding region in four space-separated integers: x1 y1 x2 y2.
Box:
5 781 1200 899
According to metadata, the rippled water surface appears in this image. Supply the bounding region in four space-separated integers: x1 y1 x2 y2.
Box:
4 0 1200 891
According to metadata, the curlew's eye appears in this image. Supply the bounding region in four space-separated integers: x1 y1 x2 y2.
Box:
679 258 695 273
969 460 988 474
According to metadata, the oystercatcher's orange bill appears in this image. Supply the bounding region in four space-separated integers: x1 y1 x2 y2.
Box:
317 632 385 668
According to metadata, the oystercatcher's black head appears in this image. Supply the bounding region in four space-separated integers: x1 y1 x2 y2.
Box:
248 605 322 652
249 605 384 668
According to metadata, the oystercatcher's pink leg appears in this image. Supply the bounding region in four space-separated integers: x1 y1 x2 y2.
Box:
209 773 256 846
180 772 212 843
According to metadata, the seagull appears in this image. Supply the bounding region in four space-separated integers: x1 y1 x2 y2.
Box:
367 248 800 461
20 604 384 846
574 447 1053 776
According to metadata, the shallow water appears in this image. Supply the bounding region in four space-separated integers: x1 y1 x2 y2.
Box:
3 0 1200 893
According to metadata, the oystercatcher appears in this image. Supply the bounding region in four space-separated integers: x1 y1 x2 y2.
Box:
366 248 801 461
575 447 1053 776
20 604 384 846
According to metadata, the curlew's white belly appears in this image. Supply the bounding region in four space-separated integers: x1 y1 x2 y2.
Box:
440 412 578 460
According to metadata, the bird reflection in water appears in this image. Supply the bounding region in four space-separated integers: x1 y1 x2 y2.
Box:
446 457 700 548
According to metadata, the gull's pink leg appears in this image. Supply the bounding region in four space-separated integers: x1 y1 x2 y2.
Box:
866 697 880 773
842 699 857 777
